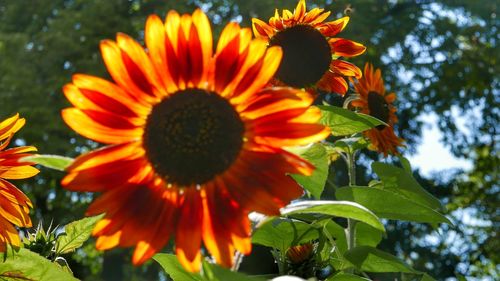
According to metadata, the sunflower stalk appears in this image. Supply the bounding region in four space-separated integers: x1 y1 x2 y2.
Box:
345 149 357 272
231 251 244 272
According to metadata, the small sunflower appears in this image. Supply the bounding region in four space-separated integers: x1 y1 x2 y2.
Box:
0 114 39 252
286 242 314 264
61 9 329 271
352 63 404 156
252 0 366 94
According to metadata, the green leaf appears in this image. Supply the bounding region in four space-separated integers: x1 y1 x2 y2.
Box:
327 273 371 281
419 273 437 281
289 143 329 198
282 201 385 232
323 221 348 254
372 162 442 210
55 215 103 255
202 261 265 281
0 248 78 281
317 105 386 136
398 156 412 174
21 154 74 171
252 218 320 252
336 186 451 224
154 254 263 281
153 254 204 281
344 246 419 273
355 222 383 247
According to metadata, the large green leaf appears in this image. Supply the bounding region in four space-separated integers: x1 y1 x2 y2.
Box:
355 222 383 247
252 218 320 252
289 143 329 198
153 254 204 281
344 246 419 273
324 221 348 254
418 273 437 281
21 154 74 171
336 186 451 224
282 201 385 232
372 162 442 210
202 261 265 281
0 248 78 281
55 215 103 255
327 273 371 281
317 105 386 136
153 254 263 281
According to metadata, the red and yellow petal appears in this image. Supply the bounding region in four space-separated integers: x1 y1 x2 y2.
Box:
0 114 37 251
175 189 204 272
330 38 366 57
331 60 363 79
62 108 143 144
317 17 349 37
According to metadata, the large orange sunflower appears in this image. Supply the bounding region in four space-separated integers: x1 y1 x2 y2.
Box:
252 0 366 94
0 114 38 252
61 9 329 271
352 63 404 156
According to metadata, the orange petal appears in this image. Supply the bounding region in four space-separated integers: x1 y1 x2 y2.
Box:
100 40 159 103
202 185 239 267
0 166 39 180
0 114 24 142
71 74 151 114
317 17 349 37
66 143 143 172
231 46 282 103
145 15 178 93
252 18 274 38
251 122 329 146
239 87 313 118
294 0 306 21
317 72 348 95
62 108 143 144
330 38 366 57
116 33 165 98
331 60 362 78
175 189 203 272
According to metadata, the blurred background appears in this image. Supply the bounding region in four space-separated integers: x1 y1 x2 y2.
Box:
0 0 497 280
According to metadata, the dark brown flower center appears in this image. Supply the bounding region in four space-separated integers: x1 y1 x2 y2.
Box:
269 24 332 88
143 89 244 186
367 91 389 130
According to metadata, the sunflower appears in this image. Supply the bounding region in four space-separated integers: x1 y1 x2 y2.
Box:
0 114 38 252
351 63 404 156
252 0 366 94
61 9 329 271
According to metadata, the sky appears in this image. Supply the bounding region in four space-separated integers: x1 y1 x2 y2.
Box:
406 113 472 176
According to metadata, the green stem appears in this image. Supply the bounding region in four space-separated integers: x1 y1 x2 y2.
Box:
345 151 357 252
231 251 244 272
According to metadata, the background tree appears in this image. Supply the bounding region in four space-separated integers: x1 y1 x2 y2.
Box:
0 0 497 279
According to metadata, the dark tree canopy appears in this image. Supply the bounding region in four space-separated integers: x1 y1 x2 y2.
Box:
0 0 497 279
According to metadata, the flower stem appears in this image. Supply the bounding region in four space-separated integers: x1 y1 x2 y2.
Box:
231 251 244 272
345 151 357 252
